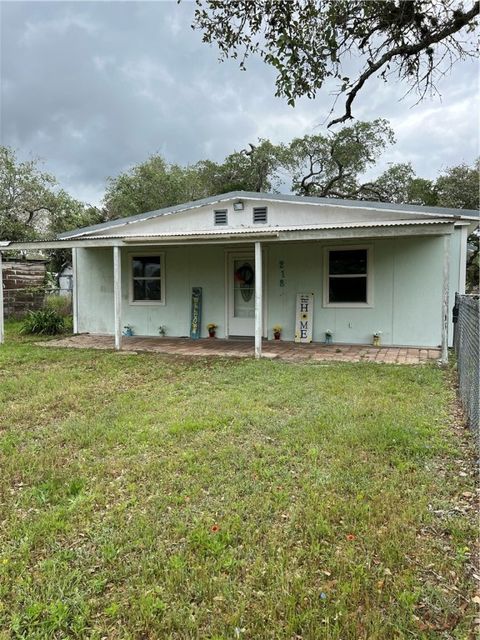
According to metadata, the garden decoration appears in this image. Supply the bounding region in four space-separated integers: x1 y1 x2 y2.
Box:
123 325 134 337
373 331 382 347
207 323 218 338
234 262 255 301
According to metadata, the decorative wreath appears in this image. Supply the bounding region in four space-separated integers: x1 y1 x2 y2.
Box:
235 262 254 301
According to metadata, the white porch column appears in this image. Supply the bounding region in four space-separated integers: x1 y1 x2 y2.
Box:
0 252 4 345
441 233 451 365
113 246 122 351
72 248 78 334
254 241 262 359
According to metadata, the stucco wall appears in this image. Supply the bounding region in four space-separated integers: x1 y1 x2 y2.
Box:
76 231 462 347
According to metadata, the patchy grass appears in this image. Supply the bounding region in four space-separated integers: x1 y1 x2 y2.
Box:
0 322 477 639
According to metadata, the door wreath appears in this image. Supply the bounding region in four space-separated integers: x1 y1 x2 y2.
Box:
235 262 254 302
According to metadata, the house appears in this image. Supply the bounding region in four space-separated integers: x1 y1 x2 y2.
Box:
0 191 478 360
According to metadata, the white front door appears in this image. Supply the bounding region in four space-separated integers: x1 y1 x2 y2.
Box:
228 253 256 336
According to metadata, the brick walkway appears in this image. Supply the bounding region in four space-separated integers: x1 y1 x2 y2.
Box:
39 334 441 364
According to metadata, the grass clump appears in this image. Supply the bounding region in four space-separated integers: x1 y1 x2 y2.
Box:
20 308 65 335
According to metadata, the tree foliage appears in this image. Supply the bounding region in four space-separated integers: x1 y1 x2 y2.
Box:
286 119 394 197
0 146 101 243
103 140 286 219
193 0 479 125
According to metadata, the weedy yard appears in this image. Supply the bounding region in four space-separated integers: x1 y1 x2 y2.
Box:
0 323 477 639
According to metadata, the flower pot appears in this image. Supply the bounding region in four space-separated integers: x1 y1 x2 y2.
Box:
208 331 216 338
373 335 381 347
274 332 281 340
325 334 332 344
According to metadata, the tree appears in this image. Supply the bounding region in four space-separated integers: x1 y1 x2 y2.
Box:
0 146 97 243
435 160 479 291
0 146 103 272
370 162 437 205
435 159 480 210
193 0 479 126
103 140 286 220
286 119 394 197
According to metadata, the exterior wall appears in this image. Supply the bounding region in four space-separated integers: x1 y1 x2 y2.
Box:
76 231 462 347
77 245 226 338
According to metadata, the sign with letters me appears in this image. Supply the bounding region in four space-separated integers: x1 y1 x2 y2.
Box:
294 293 314 343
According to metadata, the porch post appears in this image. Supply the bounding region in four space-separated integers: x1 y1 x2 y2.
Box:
72 248 78 334
441 233 451 365
0 252 4 345
254 241 262 359
113 246 122 351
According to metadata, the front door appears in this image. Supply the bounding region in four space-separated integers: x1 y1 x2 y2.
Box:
228 253 255 336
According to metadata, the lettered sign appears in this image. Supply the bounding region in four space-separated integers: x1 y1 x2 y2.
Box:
190 287 202 339
294 292 314 343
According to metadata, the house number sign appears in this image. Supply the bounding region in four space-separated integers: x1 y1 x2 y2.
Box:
294 292 314 343
190 287 202 339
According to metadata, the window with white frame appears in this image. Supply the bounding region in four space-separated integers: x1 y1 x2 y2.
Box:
130 254 164 304
324 247 371 306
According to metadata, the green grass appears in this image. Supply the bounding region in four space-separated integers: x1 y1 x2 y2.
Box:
0 321 477 639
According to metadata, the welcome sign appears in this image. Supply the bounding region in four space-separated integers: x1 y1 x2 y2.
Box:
294 293 314 343
190 287 202 339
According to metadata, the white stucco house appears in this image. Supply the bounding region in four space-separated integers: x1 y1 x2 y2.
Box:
0 191 478 360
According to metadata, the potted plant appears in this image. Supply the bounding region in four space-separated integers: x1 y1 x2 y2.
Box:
273 324 282 340
373 330 382 347
158 325 167 337
207 323 217 338
325 329 333 344
123 324 134 337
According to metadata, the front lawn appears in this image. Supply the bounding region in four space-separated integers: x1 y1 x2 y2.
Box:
0 323 477 639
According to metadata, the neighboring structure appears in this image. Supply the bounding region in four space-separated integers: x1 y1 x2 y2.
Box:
0 191 478 359
1 257 48 318
58 265 73 296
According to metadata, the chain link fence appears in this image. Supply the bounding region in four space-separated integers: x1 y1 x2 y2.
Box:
453 293 479 443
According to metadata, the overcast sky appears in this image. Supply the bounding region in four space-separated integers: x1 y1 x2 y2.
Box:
1 0 478 205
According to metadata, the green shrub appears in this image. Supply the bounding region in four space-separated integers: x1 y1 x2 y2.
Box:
44 294 72 317
21 309 65 336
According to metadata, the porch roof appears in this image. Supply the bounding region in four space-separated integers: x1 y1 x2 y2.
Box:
0 218 457 251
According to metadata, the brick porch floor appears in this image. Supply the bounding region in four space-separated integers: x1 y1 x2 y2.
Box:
39 334 441 364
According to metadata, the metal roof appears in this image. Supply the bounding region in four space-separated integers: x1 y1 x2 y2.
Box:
84 218 454 240
58 190 479 239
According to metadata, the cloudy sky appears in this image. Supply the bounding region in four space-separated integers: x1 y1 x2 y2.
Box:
1 0 478 205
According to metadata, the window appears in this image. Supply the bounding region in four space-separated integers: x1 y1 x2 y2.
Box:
214 209 228 225
324 247 371 306
253 207 267 223
130 254 164 304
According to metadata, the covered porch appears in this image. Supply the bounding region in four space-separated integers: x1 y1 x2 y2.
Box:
0 218 456 363
36 334 441 364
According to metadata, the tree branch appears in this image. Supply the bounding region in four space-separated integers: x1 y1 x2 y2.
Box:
328 1 480 127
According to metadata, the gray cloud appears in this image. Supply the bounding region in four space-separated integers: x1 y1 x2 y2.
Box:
1 1 478 205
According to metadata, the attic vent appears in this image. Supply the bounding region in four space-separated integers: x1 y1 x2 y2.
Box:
253 207 268 224
214 209 228 225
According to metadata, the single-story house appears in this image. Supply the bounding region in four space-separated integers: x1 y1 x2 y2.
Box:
0 191 478 360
